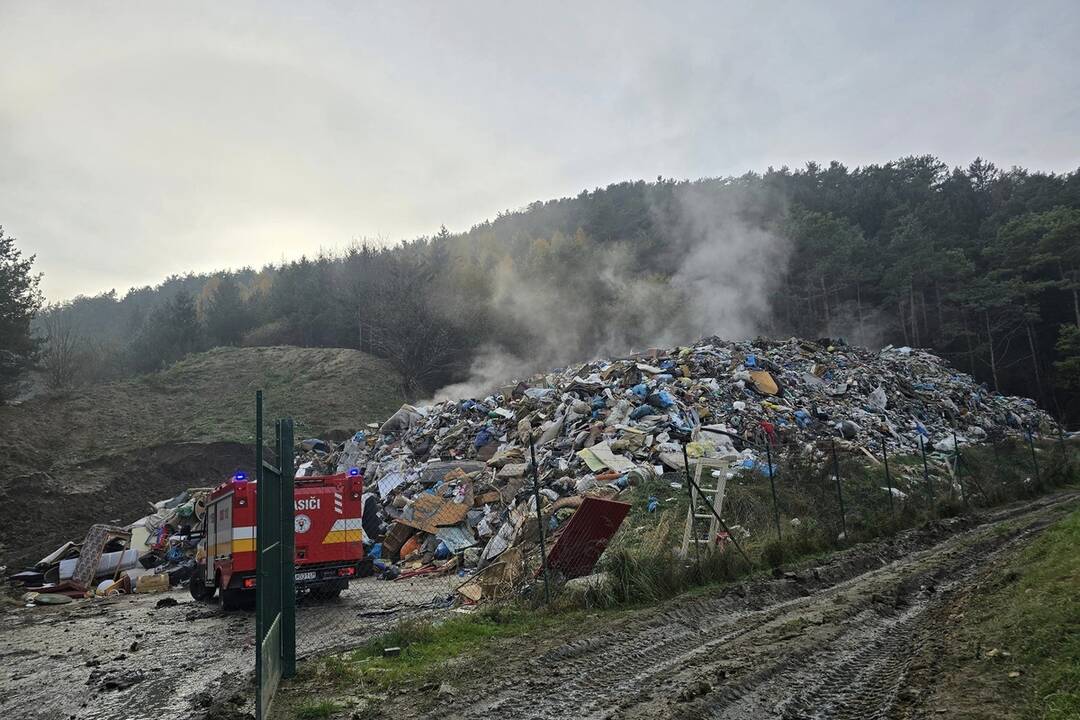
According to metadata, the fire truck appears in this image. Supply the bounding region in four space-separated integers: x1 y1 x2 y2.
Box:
191 469 365 609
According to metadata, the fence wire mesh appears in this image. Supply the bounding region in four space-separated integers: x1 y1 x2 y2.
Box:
286 426 1078 660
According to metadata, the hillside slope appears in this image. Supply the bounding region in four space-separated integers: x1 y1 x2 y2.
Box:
0 346 404 564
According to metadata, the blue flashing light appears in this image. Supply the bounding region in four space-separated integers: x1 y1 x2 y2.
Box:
348 467 360 477
233 471 248 481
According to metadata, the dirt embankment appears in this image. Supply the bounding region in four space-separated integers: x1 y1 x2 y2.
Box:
0 345 405 565
0 442 254 567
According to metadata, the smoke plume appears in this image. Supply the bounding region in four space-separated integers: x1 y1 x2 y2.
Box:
432 184 792 400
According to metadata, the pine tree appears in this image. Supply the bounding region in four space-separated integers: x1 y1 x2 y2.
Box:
0 227 43 399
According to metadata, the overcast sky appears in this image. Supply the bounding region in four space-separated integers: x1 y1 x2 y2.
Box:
2 2 1078 302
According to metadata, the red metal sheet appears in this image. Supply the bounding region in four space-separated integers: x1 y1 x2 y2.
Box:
544 496 630 579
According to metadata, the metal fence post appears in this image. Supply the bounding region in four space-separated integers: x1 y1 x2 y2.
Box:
1026 428 1041 485
1060 424 1071 477
880 437 895 516
918 434 934 504
953 431 967 507
256 397 284 720
279 418 295 678
681 444 702 578
528 439 551 605
830 439 847 543
255 391 263 643
765 439 782 542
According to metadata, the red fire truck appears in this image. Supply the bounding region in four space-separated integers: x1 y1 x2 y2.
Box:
191 470 365 609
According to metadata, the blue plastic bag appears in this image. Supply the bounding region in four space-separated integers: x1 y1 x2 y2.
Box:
473 427 494 448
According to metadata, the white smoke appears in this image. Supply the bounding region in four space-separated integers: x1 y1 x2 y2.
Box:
431 183 792 400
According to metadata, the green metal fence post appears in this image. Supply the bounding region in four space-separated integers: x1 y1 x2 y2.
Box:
880 437 895 516
953 431 967 508
1059 424 1071 478
279 418 296 678
1026 428 1041 485
528 439 551 605
831 439 847 543
256 398 283 720
254 391 264 647
918 434 934 505
765 439 782 542
254 392 296 718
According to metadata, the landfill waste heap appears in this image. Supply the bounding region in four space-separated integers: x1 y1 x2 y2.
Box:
294 336 1057 598
7 336 1059 607
9 489 209 605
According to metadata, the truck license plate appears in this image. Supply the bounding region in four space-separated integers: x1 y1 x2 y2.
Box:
296 571 317 581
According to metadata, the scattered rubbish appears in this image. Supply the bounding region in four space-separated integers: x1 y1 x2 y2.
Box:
8 487 211 607
284 337 1055 605
136 574 170 594
6 336 1057 613
544 497 631 580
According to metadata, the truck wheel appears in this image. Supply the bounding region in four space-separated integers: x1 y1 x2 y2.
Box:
220 588 244 611
189 565 216 602
309 585 342 601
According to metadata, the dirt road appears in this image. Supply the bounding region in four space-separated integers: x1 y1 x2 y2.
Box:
0 573 458 720
400 491 1078 720
3 492 1074 720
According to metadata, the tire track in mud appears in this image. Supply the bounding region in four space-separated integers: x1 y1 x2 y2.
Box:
702 505 1066 720
434 491 1077 720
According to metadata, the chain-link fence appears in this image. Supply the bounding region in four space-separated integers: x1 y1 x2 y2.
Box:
287 425 1078 660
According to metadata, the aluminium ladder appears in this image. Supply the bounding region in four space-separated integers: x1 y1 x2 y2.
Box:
680 457 731 557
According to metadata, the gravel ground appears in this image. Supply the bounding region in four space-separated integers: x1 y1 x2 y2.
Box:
0 573 460 720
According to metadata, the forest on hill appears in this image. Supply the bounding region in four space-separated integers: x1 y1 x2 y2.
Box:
23 155 1080 423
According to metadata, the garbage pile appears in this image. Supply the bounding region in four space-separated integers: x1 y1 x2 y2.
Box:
293 336 1056 599
8 337 1056 608
8 489 210 605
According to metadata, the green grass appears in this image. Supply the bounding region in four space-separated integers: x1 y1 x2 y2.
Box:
340 607 566 689
1012 514 1080 719
294 699 342 719
931 508 1080 719
569 438 1080 609
273 608 576 718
